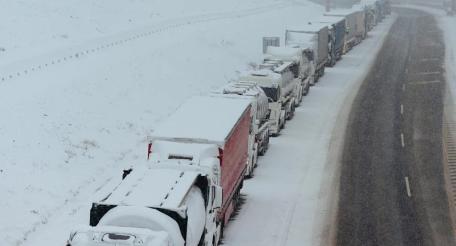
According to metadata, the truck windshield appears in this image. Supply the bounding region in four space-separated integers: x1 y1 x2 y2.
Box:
102 233 135 243
261 87 279 102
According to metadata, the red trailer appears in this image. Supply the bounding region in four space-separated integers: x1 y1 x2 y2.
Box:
149 95 251 227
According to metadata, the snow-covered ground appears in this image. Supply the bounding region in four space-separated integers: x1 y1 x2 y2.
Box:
0 0 396 245
441 12 456 98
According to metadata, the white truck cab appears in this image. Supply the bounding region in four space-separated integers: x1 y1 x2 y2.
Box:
68 150 223 246
239 69 293 136
264 46 315 96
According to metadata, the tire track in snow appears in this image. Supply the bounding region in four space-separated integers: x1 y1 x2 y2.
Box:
0 1 292 84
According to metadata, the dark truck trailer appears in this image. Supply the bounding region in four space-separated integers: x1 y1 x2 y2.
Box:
317 16 346 66
325 9 366 52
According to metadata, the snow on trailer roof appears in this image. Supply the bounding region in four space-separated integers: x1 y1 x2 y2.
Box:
274 61 294 73
103 165 200 209
239 69 282 88
286 21 329 33
285 31 315 48
324 9 362 17
214 81 261 97
152 96 251 145
358 0 379 6
264 46 302 63
317 15 346 25
241 69 281 78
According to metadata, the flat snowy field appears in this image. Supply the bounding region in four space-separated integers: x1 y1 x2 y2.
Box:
0 0 395 245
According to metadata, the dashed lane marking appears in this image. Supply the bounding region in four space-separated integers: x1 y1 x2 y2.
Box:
409 80 441 85
405 176 412 197
401 104 404 115
414 71 441 76
401 133 405 148
419 58 440 62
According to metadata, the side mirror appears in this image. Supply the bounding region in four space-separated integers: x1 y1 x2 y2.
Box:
213 185 223 209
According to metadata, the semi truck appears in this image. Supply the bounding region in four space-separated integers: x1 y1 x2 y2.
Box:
211 81 270 177
354 1 378 31
67 96 251 246
317 16 347 66
285 23 329 82
260 58 304 105
239 69 296 136
325 9 366 51
263 45 314 94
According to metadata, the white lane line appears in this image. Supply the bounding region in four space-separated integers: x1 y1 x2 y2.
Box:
409 80 441 85
401 133 405 148
405 176 412 197
400 104 404 115
402 84 406 92
405 68 409 74
419 58 440 62
414 71 441 76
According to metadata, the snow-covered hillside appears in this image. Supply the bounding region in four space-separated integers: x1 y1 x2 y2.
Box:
1 0 286 67
0 1 327 245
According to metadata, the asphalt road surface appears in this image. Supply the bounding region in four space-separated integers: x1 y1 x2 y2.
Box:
336 9 455 246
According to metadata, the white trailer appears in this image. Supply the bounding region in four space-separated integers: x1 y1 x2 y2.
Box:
354 0 379 31
211 81 270 177
239 69 296 136
264 46 314 95
285 23 329 82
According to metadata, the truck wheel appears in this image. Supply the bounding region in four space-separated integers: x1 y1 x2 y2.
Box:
246 153 255 178
253 144 258 167
260 131 270 154
303 82 310 96
219 221 225 243
280 116 286 129
287 104 295 120
314 74 319 83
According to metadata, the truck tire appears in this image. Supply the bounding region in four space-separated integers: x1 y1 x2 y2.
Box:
198 229 206 246
260 130 269 155
303 81 310 96
287 103 295 120
314 74 320 83
246 153 255 178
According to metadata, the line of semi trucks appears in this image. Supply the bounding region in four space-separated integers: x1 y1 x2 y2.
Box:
66 1 391 246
